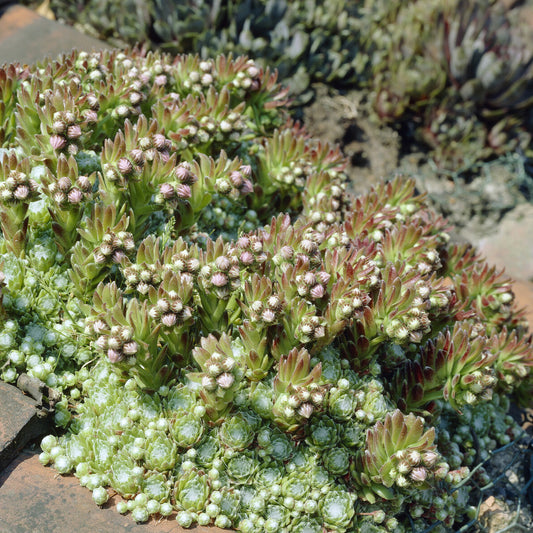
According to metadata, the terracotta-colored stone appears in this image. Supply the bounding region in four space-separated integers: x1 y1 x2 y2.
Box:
0 381 50 471
0 451 227 533
477 204 533 283
513 280 533 328
0 5 110 66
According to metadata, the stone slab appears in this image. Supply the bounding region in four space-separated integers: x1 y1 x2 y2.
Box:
0 381 49 471
513 280 533 328
0 451 226 533
0 5 110 67
477 204 533 283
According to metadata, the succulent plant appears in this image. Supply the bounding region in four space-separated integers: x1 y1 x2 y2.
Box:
21 0 364 106
360 0 533 168
0 47 531 533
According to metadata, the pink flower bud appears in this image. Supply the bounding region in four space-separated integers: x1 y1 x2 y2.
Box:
216 372 234 389
130 149 144 165
152 133 167 150
410 467 427 483
118 158 133 175
107 349 123 363
280 246 294 260
129 92 142 105
13 185 29 200
237 236 250 248
95 335 108 350
240 165 252 177
240 179 253 194
112 250 126 263
229 171 243 188
310 284 325 299
123 341 139 355
154 74 167 86
64 111 76 124
83 110 98 123
77 175 92 191
57 176 72 192
240 251 254 265
176 184 191 199
298 403 314 418
67 125 82 139
215 256 231 271
68 188 83 204
261 309 276 323
247 65 260 78
304 272 316 286
53 120 66 133
159 183 175 199
50 135 67 150
201 375 217 391
92 320 107 334
317 271 331 285
161 313 177 327
211 272 228 287
300 239 317 254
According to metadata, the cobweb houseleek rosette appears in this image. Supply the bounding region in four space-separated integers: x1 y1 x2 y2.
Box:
351 410 449 504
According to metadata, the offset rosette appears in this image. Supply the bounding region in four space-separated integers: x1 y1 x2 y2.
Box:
352 410 448 504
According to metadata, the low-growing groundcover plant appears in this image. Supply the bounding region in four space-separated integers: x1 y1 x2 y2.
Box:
0 48 532 532
20 0 533 173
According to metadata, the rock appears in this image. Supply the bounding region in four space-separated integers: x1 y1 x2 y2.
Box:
0 381 50 471
478 496 513 532
0 451 225 533
476 204 533 282
0 5 109 66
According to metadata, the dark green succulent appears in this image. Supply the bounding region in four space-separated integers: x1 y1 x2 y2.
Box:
20 0 364 105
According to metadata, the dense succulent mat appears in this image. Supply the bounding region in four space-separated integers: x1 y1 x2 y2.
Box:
0 48 532 532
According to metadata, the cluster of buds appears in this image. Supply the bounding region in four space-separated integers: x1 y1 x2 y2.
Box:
294 270 330 301
155 162 198 206
0 167 39 205
246 292 283 325
190 333 243 421
200 351 238 393
95 325 139 363
0 153 38 255
296 314 327 344
104 135 173 186
49 109 91 155
148 290 192 328
129 131 172 166
181 59 217 93
46 174 92 209
122 262 161 295
393 322 499 414
491 327 533 392
335 288 371 321
275 158 310 189
198 251 241 299
163 253 200 282
232 234 267 269
272 348 325 431
94 231 135 264
385 307 431 344
215 165 253 199
241 274 284 326
229 60 262 92
273 382 326 432
352 410 448 503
